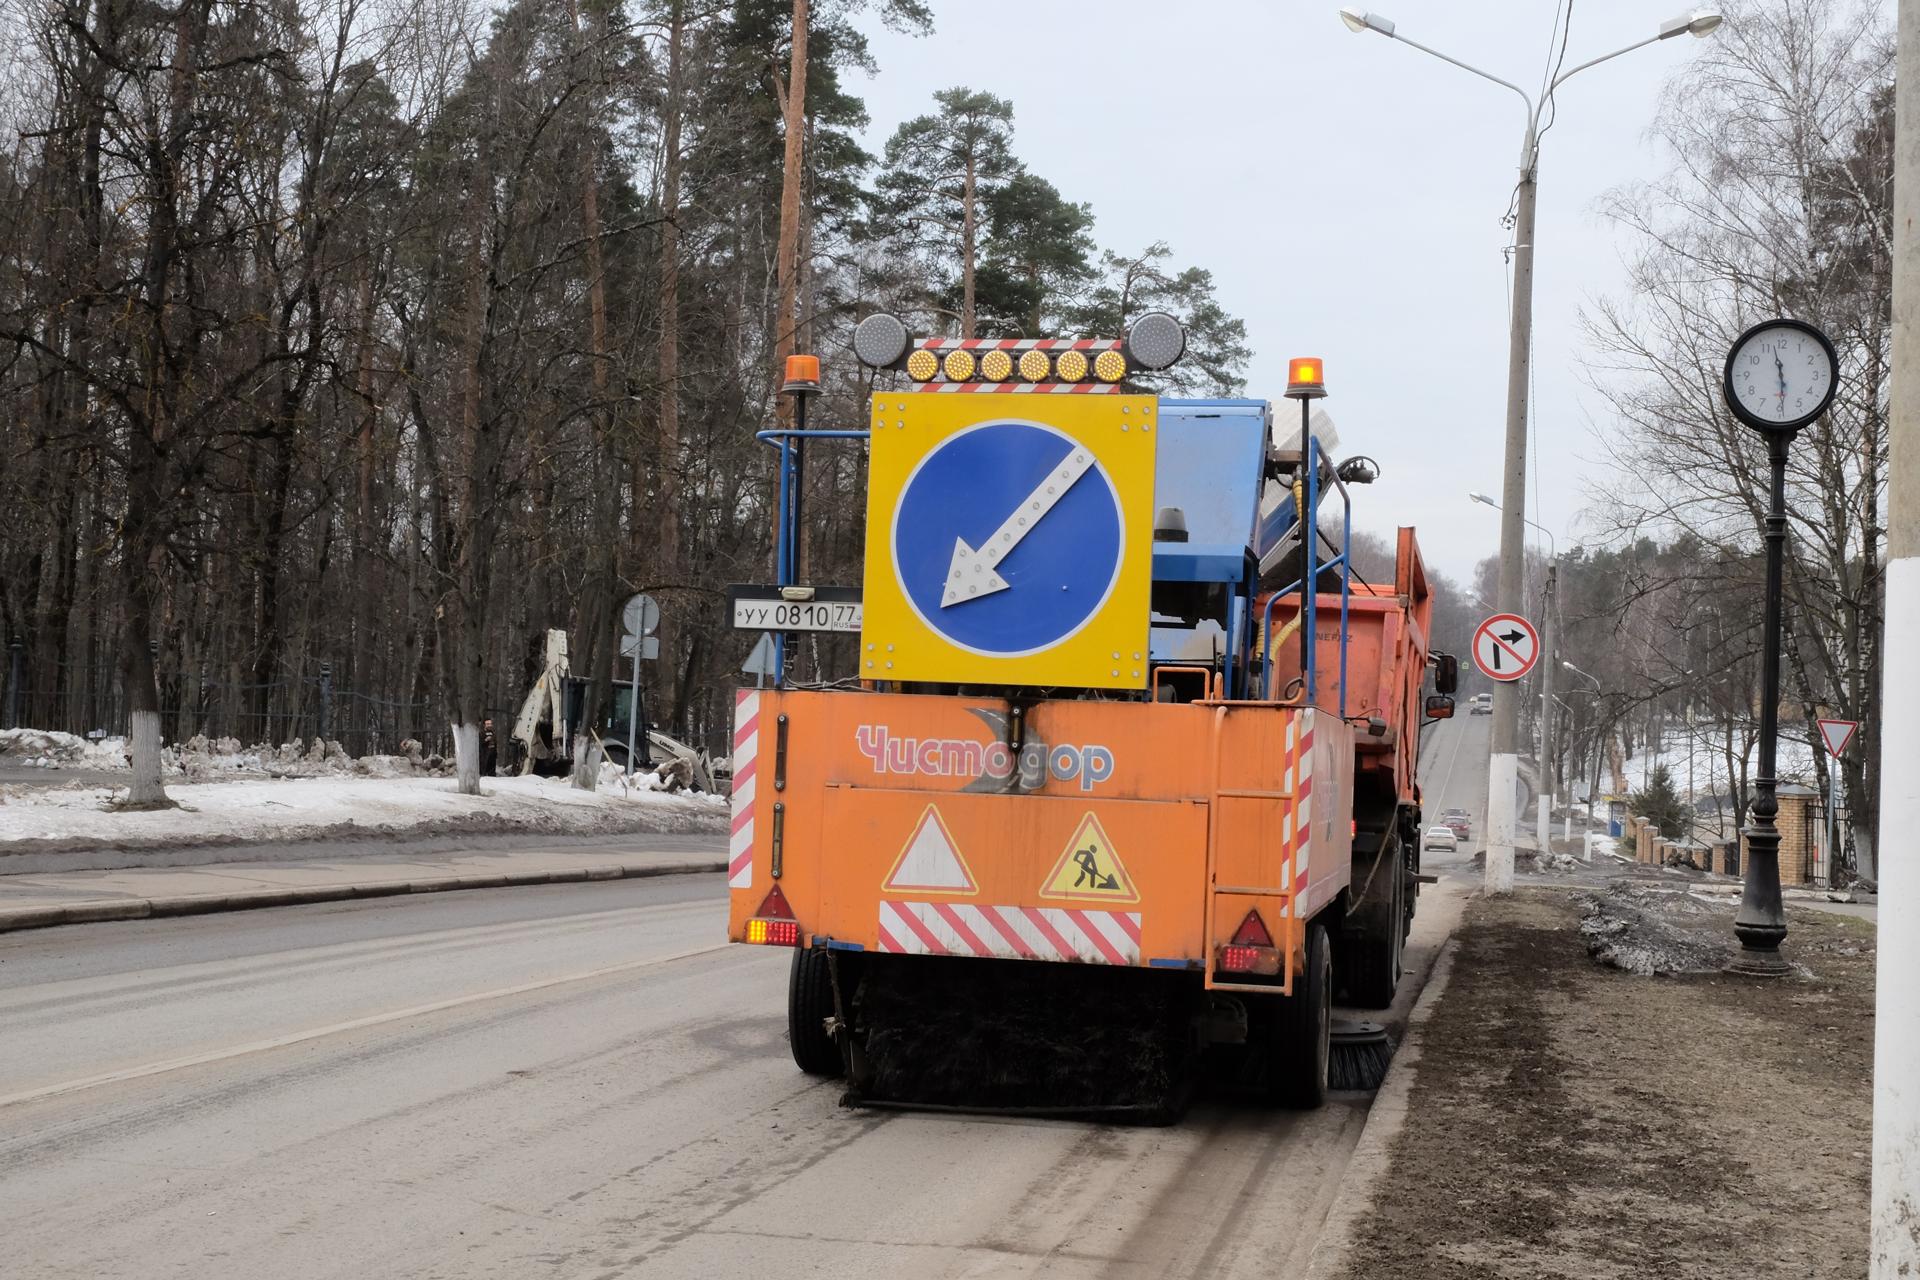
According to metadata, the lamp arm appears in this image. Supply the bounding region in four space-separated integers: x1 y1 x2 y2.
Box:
1388 31 1536 120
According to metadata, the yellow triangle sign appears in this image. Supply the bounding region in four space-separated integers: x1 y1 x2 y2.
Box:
1039 813 1138 904
883 805 977 896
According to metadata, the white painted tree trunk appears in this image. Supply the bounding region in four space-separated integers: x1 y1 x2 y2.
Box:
452 721 481 795
570 734 599 791
126 709 166 805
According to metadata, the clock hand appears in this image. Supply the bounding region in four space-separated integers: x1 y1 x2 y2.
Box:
1775 352 1787 407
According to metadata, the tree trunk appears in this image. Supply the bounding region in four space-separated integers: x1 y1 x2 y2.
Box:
656 0 685 580
961 152 976 338
772 0 808 426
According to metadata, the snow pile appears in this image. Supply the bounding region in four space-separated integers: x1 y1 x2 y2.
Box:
0 728 131 770
1577 883 1735 976
0 773 726 851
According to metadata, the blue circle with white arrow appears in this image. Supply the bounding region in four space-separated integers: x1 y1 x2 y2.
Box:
892 420 1124 656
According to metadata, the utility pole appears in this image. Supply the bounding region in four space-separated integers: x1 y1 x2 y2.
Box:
1486 134 1537 894
1536 558 1557 854
1872 0 1920 1267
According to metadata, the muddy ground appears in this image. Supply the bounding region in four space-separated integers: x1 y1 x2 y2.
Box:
1335 889 1873 1279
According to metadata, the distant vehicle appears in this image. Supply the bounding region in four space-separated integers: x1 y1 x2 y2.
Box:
1422 825 1459 852
1469 692 1493 715
1439 808 1472 840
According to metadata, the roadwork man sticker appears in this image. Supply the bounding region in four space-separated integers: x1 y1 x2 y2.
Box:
1039 813 1138 904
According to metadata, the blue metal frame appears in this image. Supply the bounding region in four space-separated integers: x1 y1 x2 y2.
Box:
755 427 868 684
1258 437 1354 714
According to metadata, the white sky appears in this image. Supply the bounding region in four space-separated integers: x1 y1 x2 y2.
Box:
848 0 1718 585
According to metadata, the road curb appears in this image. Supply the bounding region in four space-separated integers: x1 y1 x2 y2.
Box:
1304 935 1461 1280
0 859 727 936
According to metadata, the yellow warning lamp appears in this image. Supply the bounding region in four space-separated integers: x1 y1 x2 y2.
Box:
781 354 821 395
1094 349 1127 383
906 348 938 382
942 349 977 382
1285 357 1327 400
1055 349 1090 382
979 349 1013 382
1018 348 1052 382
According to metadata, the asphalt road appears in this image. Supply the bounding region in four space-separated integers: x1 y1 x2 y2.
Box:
0 722 1488 1279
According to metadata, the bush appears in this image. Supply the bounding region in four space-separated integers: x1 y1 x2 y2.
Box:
1630 764 1691 839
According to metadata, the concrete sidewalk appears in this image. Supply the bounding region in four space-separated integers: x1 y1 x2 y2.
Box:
0 842 727 934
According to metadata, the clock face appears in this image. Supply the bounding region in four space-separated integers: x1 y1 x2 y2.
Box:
1725 321 1837 432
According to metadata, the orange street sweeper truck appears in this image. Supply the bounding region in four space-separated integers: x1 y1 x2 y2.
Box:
725 314 1456 1112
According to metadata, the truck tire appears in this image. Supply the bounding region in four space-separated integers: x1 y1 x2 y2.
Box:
1346 832 1404 1009
788 947 842 1077
1267 922 1331 1108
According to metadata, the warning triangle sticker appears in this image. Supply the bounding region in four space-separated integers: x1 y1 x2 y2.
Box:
1039 813 1139 904
1817 718 1859 758
882 805 977 896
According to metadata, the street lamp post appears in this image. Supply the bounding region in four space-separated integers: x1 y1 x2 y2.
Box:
1564 661 1605 860
1340 7 1722 893
1470 490 1558 853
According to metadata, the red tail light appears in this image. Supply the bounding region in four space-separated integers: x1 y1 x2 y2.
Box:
745 885 801 947
1219 909 1280 975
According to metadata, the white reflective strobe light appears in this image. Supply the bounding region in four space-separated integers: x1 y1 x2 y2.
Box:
1337 7 1394 37
1125 311 1186 370
852 313 910 369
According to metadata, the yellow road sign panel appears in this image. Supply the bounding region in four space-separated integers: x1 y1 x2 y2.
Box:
1039 812 1138 903
860 394 1157 689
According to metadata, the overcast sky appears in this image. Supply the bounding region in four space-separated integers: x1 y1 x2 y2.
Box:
845 0 1721 586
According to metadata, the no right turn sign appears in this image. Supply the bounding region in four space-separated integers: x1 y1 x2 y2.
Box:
1472 613 1540 683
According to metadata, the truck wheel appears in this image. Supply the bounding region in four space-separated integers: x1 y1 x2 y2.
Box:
1346 833 1404 1009
788 947 842 1077
1267 923 1331 1108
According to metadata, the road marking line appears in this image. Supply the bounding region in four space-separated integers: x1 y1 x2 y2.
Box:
0 941 733 1109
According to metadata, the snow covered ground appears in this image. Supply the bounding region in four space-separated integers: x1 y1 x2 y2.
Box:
1610 722 1825 800
0 772 726 853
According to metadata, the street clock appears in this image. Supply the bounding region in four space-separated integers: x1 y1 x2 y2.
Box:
1722 318 1839 435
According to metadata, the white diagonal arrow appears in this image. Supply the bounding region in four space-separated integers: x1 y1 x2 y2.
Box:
941 446 1096 607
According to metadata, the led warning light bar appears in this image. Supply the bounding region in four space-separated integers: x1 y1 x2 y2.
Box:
850 311 1187 393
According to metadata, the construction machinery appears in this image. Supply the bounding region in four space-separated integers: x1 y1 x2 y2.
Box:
726 315 1456 1112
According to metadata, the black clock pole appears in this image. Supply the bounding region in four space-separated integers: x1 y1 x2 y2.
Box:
1731 427 1792 974
1721 317 1837 977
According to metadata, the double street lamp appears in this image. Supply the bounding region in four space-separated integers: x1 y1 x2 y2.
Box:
1338 6 1722 892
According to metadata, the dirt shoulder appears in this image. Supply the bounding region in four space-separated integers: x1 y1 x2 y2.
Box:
1331 888 1873 1280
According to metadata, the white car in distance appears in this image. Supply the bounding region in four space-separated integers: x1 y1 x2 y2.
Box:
1422 825 1459 853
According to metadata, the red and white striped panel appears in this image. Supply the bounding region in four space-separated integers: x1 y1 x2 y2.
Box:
729 691 760 890
876 900 1142 967
912 382 1122 394
1276 712 1316 918
918 337 1121 352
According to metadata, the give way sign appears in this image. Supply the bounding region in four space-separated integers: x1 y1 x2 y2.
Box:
1472 613 1540 683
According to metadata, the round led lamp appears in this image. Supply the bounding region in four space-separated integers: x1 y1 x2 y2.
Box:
1094 349 1127 383
942 349 977 381
979 349 1013 381
852 313 911 368
1054 349 1089 382
1018 348 1052 381
1125 311 1186 370
906 349 938 382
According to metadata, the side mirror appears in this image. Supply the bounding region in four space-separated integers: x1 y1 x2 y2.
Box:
1425 694 1455 720
1433 652 1459 695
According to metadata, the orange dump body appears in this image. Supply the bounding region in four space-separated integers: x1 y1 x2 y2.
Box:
726 691 1353 990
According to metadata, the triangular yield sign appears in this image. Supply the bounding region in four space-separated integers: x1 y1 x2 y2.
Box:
1038 813 1139 904
1817 718 1859 759
882 805 976 895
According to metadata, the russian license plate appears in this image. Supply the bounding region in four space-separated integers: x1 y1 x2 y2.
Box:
728 586 863 634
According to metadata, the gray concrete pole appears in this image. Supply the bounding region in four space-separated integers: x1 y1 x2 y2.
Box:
1486 130 1538 895
1538 561 1557 850
1872 0 1920 1267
